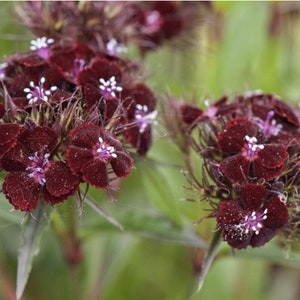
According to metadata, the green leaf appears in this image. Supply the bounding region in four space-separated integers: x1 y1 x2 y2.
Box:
85 196 123 230
139 161 183 226
80 209 206 248
16 204 48 300
193 229 222 297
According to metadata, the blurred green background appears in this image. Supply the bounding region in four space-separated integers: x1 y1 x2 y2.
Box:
1 2 300 300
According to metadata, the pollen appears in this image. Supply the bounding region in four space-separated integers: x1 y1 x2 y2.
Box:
23 77 58 104
99 76 122 99
96 137 117 159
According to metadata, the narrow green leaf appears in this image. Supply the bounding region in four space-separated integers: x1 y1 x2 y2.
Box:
192 229 222 297
81 209 206 248
85 197 123 231
16 204 47 300
139 162 183 226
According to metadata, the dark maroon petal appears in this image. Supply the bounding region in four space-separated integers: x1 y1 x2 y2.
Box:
78 58 122 88
9 64 67 98
180 104 203 125
69 123 100 148
240 184 268 211
249 227 275 248
82 83 102 109
270 128 300 147
2 172 40 211
274 99 300 126
218 118 258 154
217 201 251 249
217 201 244 225
81 159 109 188
18 126 58 154
110 151 132 177
66 147 94 176
263 196 289 229
220 154 250 183
1 140 31 171
45 161 79 197
50 43 95 75
257 144 288 169
122 84 156 118
253 163 282 182
0 123 21 146
11 52 44 67
0 124 21 158
43 186 76 206
123 125 152 156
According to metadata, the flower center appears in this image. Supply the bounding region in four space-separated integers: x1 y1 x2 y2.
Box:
26 152 50 186
30 37 54 60
99 76 122 99
135 104 157 133
242 135 264 160
144 10 162 33
256 111 282 139
95 137 117 160
106 38 127 56
23 77 58 104
242 209 268 235
204 100 218 118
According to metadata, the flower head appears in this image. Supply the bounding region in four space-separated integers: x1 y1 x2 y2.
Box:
218 117 288 183
217 184 289 249
78 58 123 116
66 123 132 188
121 83 157 156
1 125 79 211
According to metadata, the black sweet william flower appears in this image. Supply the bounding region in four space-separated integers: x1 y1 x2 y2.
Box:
66 123 133 188
217 117 288 183
1 125 79 211
121 83 157 156
216 184 289 249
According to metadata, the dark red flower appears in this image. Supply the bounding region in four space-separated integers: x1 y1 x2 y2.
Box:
121 83 157 156
216 184 289 249
49 43 96 84
136 1 184 51
8 64 72 109
1 125 79 211
66 123 132 188
218 117 288 183
78 58 123 117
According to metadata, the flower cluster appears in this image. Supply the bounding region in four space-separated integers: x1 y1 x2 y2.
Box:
16 1 207 55
0 3 165 211
164 91 300 249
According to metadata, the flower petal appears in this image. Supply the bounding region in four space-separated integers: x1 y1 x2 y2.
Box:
45 161 79 197
263 195 289 229
216 201 251 249
66 147 94 176
81 159 109 188
110 151 132 177
240 184 268 211
218 118 258 154
2 172 40 211
220 154 250 183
